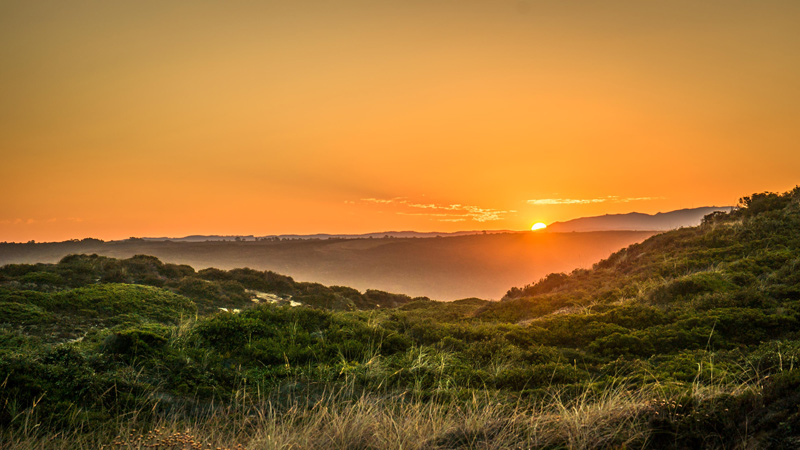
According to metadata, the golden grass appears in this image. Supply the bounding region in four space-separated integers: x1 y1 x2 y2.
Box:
2 382 660 450
3 361 773 450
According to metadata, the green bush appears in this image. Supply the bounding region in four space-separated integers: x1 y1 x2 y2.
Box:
649 272 735 305
0 301 53 324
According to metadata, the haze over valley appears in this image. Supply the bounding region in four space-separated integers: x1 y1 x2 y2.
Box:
0 207 729 300
0 230 653 300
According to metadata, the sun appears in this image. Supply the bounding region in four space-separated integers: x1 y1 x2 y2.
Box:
531 222 547 231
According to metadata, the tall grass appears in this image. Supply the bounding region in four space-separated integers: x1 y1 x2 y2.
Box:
2 342 779 449
0 377 687 450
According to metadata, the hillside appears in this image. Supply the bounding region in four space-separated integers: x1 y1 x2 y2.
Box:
546 206 732 232
2 187 800 449
0 230 655 300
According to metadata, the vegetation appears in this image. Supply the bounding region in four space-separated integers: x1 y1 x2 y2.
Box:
2 187 800 448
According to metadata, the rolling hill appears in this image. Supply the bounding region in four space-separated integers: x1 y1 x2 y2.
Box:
2 188 799 448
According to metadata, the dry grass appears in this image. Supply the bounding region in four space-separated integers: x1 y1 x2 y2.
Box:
6 352 776 450
543 385 653 450
2 380 662 450
5 355 776 450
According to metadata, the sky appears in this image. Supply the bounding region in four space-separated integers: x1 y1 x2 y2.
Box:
1 0 799 242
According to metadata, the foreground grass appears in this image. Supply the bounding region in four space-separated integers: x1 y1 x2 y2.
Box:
4 372 780 450
2 387 649 449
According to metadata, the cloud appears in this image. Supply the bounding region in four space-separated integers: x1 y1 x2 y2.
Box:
527 198 607 205
361 197 403 205
527 196 663 205
360 198 514 222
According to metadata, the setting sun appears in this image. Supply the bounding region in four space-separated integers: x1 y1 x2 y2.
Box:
531 223 547 231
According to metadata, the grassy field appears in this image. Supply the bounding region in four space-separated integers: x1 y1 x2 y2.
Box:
2 187 800 448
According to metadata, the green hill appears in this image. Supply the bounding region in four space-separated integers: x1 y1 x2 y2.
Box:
2 186 800 449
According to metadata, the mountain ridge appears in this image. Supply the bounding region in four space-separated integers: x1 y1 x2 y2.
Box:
546 206 732 232
134 230 516 242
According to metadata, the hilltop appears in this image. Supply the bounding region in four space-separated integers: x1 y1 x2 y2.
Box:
546 206 732 232
1 187 800 449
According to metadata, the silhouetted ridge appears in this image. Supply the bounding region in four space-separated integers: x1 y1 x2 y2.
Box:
546 206 732 232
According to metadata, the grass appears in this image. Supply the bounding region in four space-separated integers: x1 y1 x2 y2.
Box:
3 371 772 450
3 188 800 448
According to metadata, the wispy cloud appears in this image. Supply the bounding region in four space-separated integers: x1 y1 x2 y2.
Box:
527 196 662 205
360 198 514 222
361 198 399 205
527 198 607 205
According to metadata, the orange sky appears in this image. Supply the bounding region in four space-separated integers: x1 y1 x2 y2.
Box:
1 1 799 242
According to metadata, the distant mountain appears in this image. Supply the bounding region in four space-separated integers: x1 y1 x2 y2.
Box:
113 208 730 242
136 230 513 242
265 230 513 240
138 235 257 242
546 206 732 232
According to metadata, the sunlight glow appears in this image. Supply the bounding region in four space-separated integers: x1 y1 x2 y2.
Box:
531 222 547 231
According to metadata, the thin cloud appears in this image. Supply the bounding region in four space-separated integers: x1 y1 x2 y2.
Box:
361 197 403 205
527 196 663 205
360 198 514 222
527 198 608 205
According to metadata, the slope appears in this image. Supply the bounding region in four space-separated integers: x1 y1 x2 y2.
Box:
2 187 800 449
